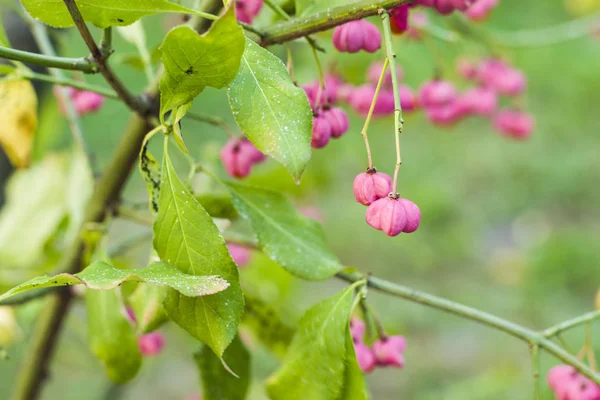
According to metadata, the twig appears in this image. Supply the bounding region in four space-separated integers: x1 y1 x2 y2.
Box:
0 46 98 73
543 310 600 338
186 112 235 138
262 0 324 52
530 344 540 400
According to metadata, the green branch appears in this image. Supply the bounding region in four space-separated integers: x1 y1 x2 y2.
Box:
543 309 600 338
259 0 411 46
19 70 119 99
0 45 97 73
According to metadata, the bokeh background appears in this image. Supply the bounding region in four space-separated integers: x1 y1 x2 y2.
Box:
1 0 600 398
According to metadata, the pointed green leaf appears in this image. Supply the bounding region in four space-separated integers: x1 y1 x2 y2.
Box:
153 146 243 357
129 283 169 334
159 7 244 117
86 288 141 383
243 295 294 358
0 261 229 302
195 335 251 400
139 128 162 214
21 0 202 28
338 332 368 400
266 284 365 400
223 181 341 280
172 102 192 153
228 39 312 183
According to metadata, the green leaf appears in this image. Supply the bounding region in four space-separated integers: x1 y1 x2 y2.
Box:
223 181 341 280
153 144 244 357
172 102 192 153
139 129 162 214
86 288 141 383
21 0 201 28
195 193 238 219
0 261 230 302
266 284 365 400
243 295 294 358
0 16 10 47
295 0 347 15
128 283 169 334
228 39 312 183
195 335 251 400
159 7 244 118
338 332 368 400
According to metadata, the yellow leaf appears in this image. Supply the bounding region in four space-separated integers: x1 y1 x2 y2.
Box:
0 79 38 167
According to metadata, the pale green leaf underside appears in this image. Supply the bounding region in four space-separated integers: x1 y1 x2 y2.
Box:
153 146 243 357
0 261 229 302
21 0 199 28
228 39 312 183
86 289 141 383
159 7 244 117
196 335 251 400
266 285 364 400
224 181 341 281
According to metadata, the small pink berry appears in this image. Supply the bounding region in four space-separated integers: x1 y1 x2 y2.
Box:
450 0 473 11
322 107 349 138
547 365 575 391
458 87 498 116
354 342 376 373
353 170 392 206
425 102 464 126
456 58 478 80
302 84 318 110
476 58 510 87
416 0 436 6
493 109 535 139
235 0 263 24
220 138 265 178
138 332 165 356
323 74 342 104
311 115 332 149
399 85 419 112
399 198 421 233
419 80 457 108
490 68 527 97
73 90 105 114
434 0 456 15
227 243 251 267
390 5 410 34
372 335 407 368
366 60 404 87
332 20 382 54
465 0 498 21
337 84 355 103
349 84 395 117
350 318 366 343
366 197 421 236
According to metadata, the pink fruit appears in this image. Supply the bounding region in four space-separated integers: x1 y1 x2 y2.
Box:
350 318 366 343
434 0 456 15
372 335 407 368
493 109 535 140
322 107 350 138
220 138 265 178
419 80 457 108
353 170 392 206
235 0 263 24
366 197 421 236
406 10 429 39
458 87 498 116
349 84 395 117
138 332 165 356
54 85 105 116
227 243 251 267
366 60 404 87
390 5 410 34
332 20 382 53
311 115 332 149
456 58 478 80
399 85 419 112
354 342 376 373
425 102 464 126
465 0 498 21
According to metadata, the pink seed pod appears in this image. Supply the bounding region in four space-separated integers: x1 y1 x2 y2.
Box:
406 10 428 39
399 198 421 233
465 0 499 21
419 80 457 108
235 0 264 24
565 376 600 400
456 58 478 80
493 109 535 140
366 197 421 236
323 107 350 138
366 60 404 87
458 87 498 116
349 84 395 117
220 138 265 178
311 115 332 149
547 365 575 390
332 20 382 53
302 84 318 110
399 85 419 112
425 102 464 126
73 90 105 115
390 5 410 34
337 84 355 103
434 0 456 15
450 0 473 11
227 243 251 267
490 68 527 97
138 332 165 356
372 335 407 368
323 74 342 104
476 58 510 87
350 318 366 343
353 170 392 206
354 342 376 373
416 0 436 6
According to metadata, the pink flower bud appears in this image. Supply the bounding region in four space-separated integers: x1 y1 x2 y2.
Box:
353 170 392 206
350 318 366 343
235 0 263 24
322 107 349 138
311 115 332 149
366 60 404 87
366 197 421 236
354 342 376 373
227 243 251 267
399 85 418 112
332 20 382 54
457 87 498 116
390 5 410 34
465 0 498 21
372 335 407 368
220 138 265 178
493 109 535 140
419 80 457 108
456 58 478 80
138 332 165 356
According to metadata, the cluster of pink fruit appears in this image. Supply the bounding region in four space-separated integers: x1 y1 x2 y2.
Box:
126 308 166 357
54 86 105 116
350 318 407 373
354 169 421 236
547 365 600 400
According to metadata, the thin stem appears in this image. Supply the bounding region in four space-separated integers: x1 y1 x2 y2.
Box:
359 58 389 169
586 323 598 371
380 10 404 195
335 270 600 385
186 112 235 138
311 45 326 104
0 46 97 73
543 310 600 338
364 300 387 340
530 344 540 400
18 70 119 99
358 298 374 340
259 0 411 46
100 28 113 58
62 0 144 114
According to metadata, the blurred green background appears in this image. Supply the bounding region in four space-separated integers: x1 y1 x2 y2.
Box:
1 0 600 398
